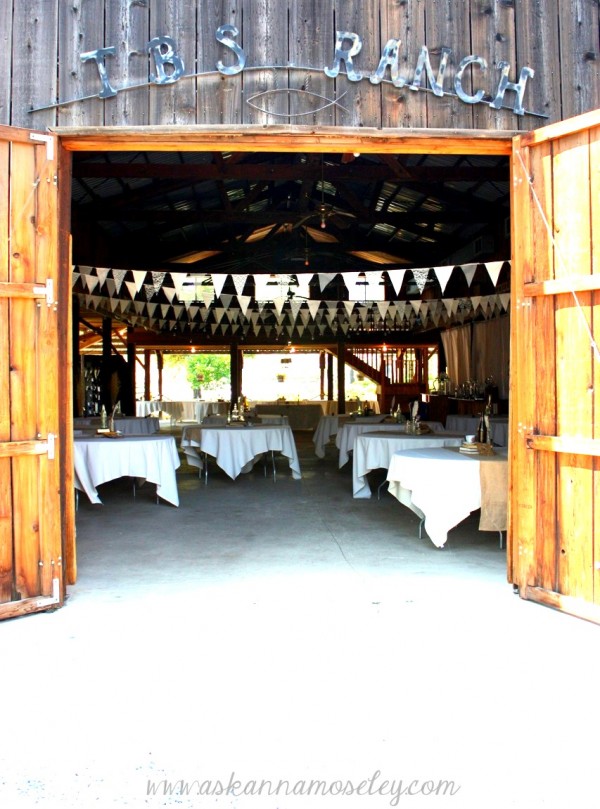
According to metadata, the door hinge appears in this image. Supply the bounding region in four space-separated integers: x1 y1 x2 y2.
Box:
46 432 55 460
29 132 55 161
33 279 55 307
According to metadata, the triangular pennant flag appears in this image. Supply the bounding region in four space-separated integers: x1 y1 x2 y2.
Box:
83 274 100 293
171 272 188 296
146 302 157 317
410 300 421 314
71 272 80 288
132 270 147 293
109 297 119 312
343 300 355 317
211 274 228 298
95 267 110 286
160 304 171 318
219 293 233 309
151 271 166 292
289 298 303 319
213 307 226 324
173 305 185 320
272 296 287 316
202 291 214 308
307 300 321 318
112 269 127 294
484 261 505 287
317 273 336 292
376 301 389 319
433 265 455 294
231 274 247 296
386 269 406 297
470 296 482 312
105 278 117 298
499 293 511 312
295 273 312 299
411 268 430 294
237 295 252 316
461 263 478 287
125 281 138 300
296 325 305 337
163 286 176 303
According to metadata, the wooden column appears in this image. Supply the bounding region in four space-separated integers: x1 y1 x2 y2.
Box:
101 316 112 410
144 349 151 400
125 327 136 415
327 352 334 401
337 341 346 414
319 351 325 400
156 350 163 400
230 342 241 404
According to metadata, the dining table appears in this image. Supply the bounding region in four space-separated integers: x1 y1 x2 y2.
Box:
335 420 446 468
352 430 465 498
135 400 228 423
180 423 302 481
74 415 160 435
312 413 382 458
386 446 508 548
445 415 509 447
73 434 181 506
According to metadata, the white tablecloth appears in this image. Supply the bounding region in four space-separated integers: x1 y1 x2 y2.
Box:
386 446 508 547
335 421 446 468
445 415 509 447
136 400 228 422
253 402 331 430
180 424 302 480
74 435 181 506
312 414 383 458
74 416 160 435
352 431 464 498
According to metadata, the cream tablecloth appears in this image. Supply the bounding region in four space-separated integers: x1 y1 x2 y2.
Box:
136 400 228 422
336 421 446 468
352 431 464 498
180 424 302 480
386 446 508 547
445 415 509 447
74 435 180 506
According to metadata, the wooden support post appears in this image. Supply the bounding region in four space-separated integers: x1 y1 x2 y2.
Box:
337 341 346 414
72 295 82 416
156 350 163 400
319 351 325 400
230 342 241 404
144 349 151 400
125 327 136 416
101 316 112 410
327 352 334 402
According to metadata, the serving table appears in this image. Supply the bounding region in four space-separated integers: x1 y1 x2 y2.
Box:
352 431 464 498
386 446 508 547
74 434 180 506
445 415 509 447
180 423 302 481
336 420 446 469
74 416 160 435
135 400 228 423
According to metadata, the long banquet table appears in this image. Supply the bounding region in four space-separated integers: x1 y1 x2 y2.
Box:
445 415 509 447
180 423 302 481
74 416 160 435
335 420 446 468
135 400 228 422
74 434 181 506
352 431 464 498
386 446 508 547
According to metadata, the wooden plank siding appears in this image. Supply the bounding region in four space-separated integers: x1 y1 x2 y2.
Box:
1 1 597 130
509 109 600 616
0 127 64 616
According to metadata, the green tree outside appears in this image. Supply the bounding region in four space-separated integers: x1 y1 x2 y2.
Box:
164 353 230 393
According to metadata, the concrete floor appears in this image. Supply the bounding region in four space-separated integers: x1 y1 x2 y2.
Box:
1 428 599 808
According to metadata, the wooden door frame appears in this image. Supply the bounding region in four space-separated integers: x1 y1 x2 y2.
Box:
56 124 515 590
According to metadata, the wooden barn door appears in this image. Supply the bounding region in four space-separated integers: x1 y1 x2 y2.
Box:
509 109 600 622
0 125 65 619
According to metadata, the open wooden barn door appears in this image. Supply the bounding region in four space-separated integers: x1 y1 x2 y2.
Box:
0 125 67 619
509 110 600 622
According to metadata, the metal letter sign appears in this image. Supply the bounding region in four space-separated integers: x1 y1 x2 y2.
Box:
215 24 246 76
80 47 117 98
324 31 363 82
147 37 185 84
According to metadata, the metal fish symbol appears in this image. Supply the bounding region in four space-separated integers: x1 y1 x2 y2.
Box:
246 88 348 118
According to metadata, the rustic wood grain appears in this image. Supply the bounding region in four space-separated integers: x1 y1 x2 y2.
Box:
10 142 42 599
508 135 536 590
10 0 58 129
515 0 561 125
557 0 600 121
470 0 518 131
380 0 426 128
0 0 12 125
148 0 197 126
591 125 600 605
424 0 473 130
105 0 150 126
553 128 593 600
289 0 335 126
197 1 242 126
241 0 290 126
0 138 12 602
58 0 106 127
